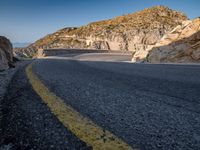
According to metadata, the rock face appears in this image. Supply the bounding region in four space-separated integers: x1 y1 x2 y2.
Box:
13 47 36 58
24 6 187 57
0 36 13 70
142 18 200 63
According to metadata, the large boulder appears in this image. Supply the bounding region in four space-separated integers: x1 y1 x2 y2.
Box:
0 48 8 70
0 36 13 70
144 18 200 63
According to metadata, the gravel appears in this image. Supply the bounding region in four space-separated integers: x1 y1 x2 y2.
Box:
0 61 30 150
0 63 90 150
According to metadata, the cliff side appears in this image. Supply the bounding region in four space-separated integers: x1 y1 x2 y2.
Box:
0 36 13 70
137 18 200 63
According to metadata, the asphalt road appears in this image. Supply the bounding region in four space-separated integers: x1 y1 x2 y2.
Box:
1 53 200 149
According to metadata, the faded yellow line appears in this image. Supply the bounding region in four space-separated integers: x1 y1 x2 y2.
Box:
26 63 134 150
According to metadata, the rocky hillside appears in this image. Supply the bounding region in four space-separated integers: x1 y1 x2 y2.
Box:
24 6 187 57
133 18 200 63
0 36 13 70
13 47 36 58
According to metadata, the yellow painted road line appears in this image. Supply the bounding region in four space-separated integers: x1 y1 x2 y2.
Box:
26 63 134 150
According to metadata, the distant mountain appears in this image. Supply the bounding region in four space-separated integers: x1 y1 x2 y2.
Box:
13 42 31 48
21 6 188 58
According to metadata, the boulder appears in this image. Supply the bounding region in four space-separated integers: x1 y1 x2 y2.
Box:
0 36 13 70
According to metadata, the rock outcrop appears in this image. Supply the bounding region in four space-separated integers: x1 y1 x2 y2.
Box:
24 6 187 57
137 18 200 63
13 47 36 58
0 36 13 70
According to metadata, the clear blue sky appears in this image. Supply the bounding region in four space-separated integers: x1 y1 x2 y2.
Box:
0 0 199 43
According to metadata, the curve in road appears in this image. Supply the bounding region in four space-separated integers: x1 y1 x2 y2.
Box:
26 63 133 150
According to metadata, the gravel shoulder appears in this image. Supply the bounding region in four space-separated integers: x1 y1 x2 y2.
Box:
0 61 30 149
0 61 27 103
0 61 90 150
0 62 30 127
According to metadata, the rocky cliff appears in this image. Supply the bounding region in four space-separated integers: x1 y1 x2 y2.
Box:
0 36 13 70
134 18 200 63
24 6 187 57
13 47 36 58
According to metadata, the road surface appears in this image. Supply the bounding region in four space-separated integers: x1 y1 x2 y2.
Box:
1 52 200 150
